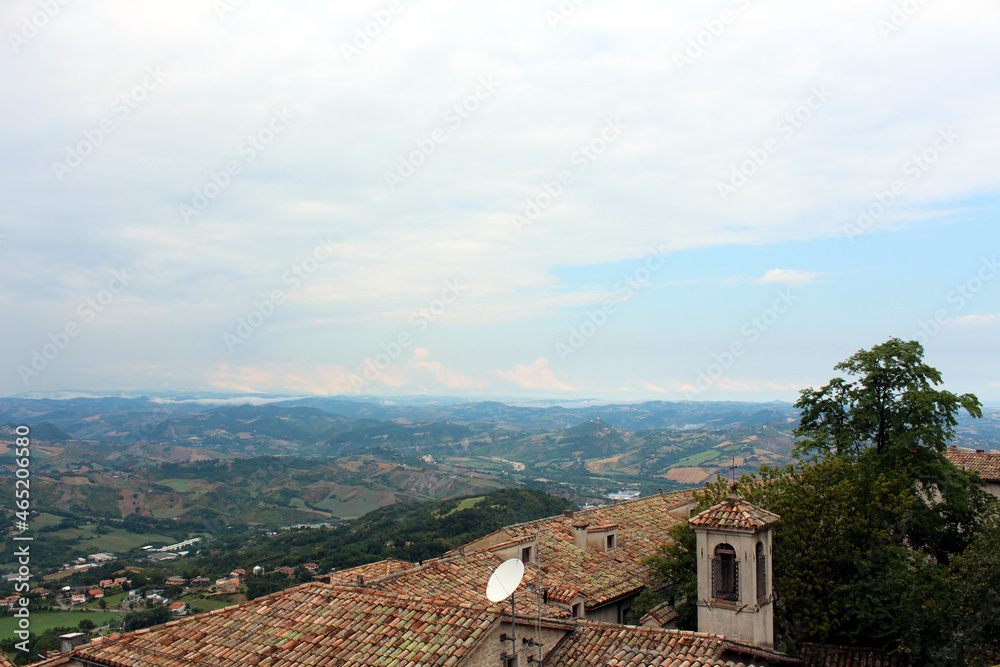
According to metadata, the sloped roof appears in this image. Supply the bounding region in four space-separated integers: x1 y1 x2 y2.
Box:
40 583 498 667
358 550 573 619
689 495 780 531
458 490 695 608
544 622 727 667
945 446 1000 482
545 585 583 605
640 600 680 627
328 558 417 585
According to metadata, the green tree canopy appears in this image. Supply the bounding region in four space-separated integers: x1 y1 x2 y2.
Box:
794 338 991 562
794 338 981 460
642 339 999 664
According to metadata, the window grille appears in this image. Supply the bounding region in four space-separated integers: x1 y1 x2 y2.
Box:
756 542 766 601
712 544 738 602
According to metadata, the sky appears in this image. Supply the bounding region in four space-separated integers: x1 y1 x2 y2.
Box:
1 0 998 403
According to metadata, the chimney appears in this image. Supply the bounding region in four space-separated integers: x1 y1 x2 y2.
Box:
563 509 574 519
572 522 589 551
59 633 86 654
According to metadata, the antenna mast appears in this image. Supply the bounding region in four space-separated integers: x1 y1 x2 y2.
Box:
486 558 525 666
535 524 542 664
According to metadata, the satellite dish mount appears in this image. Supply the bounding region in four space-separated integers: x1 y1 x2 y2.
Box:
486 558 525 664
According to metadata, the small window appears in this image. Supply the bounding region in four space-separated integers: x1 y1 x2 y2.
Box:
606 534 615 550
712 543 738 602
521 546 532 563
504 657 517 667
572 603 582 618
756 542 766 601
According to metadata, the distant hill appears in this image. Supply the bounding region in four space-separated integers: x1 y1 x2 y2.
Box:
2 396 995 532
194 487 576 577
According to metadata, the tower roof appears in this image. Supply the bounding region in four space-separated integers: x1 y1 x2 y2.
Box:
689 494 780 531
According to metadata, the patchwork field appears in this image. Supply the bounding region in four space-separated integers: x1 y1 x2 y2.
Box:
48 525 177 553
0 610 121 636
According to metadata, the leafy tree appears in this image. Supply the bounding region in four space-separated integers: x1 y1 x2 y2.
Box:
794 338 981 460
653 339 1000 663
934 518 1000 666
121 604 171 632
633 523 697 629
795 339 990 563
246 571 293 600
698 456 916 650
1 626 74 666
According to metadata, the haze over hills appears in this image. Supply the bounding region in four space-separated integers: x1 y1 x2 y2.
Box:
2 395 997 530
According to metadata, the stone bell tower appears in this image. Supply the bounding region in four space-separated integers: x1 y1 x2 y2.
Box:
689 493 780 649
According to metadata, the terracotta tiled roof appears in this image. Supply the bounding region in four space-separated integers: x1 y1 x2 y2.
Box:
41 582 499 667
640 600 679 627
363 550 573 619
587 523 618 532
545 585 582 604
689 494 780 531
798 642 908 667
545 621 727 667
328 558 416 585
945 446 1000 481
459 490 695 609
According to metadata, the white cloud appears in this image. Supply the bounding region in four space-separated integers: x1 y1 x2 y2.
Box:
3 0 999 399
407 348 488 390
756 269 822 288
492 358 576 392
946 313 1000 327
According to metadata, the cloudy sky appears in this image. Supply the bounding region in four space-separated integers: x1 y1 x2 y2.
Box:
1 0 998 403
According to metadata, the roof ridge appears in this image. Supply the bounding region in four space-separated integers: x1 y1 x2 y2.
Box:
578 488 694 514
461 489 696 548
573 619 723 639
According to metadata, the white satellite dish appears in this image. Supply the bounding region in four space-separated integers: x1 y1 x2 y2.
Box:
486 558 525 603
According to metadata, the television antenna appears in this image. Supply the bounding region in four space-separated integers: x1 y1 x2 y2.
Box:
486 558 525 665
